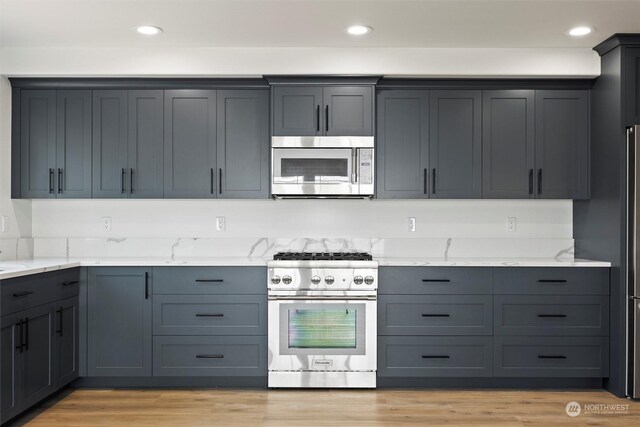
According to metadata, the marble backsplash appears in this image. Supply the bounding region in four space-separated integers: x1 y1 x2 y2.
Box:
12 236 577 261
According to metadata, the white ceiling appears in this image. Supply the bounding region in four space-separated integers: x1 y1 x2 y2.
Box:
0 0 639 49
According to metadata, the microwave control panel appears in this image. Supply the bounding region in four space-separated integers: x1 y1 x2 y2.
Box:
359 149 373 184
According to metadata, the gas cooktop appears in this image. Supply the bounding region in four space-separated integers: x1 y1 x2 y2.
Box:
272 252 373 261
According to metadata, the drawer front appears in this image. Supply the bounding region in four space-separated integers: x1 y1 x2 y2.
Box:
379 267 493 295
153 336 267 376
378 295 492 336
494 336 609 377
153 267 266 295
1 268 80 315
494 295 609 336
494 267 609 295
378 336 493 377
153 294 267 335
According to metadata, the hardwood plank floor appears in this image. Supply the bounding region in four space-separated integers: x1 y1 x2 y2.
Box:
11 389 640 427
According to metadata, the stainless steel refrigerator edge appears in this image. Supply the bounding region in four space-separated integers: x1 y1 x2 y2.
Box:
628 125 640 398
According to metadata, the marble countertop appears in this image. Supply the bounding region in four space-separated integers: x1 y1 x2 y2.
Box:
0 257 612 280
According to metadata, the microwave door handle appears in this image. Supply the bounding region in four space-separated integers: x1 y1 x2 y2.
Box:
352 149 358 184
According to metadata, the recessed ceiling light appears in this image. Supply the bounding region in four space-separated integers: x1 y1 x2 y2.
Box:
345 25 372 36
136 25 163 36
567 26 595 37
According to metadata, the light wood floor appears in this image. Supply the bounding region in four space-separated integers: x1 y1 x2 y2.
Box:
11 388 640 426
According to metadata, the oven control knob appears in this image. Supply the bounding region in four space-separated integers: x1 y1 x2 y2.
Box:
325 276 335 285
311 275 321 285
364 276 375 285
271 275 281 285
354 276 364 285
282 275 293 285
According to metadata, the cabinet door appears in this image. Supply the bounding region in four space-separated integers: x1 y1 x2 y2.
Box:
535 90 589 199
482 90 535 199
128 90 164 198
376 90 430 199
216 90 269 199
20 304 55 411
20 90 56 198
272 86 322 136
1 314 22 424
92 90 128 198
54 297 79 387
625 47 640 126
429 90 482 198
56 90 92 198
88 267 152 376
323 86 373 136
164 90 217 198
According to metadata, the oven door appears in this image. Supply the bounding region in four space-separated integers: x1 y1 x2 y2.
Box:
271 148 359 196
268 297 376 372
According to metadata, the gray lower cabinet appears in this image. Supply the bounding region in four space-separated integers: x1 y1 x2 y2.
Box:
54 297 79 387
153 266 266 295
493 267 609 295
87 267 152 376
378 267 493 295
153 336 267 377
1 312 22 423
378 336 493 377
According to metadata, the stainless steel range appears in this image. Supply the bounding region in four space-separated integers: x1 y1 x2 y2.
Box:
267 252 378 388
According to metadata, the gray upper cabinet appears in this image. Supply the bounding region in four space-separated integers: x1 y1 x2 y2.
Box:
216 90 269 198
482 90 535 199
272 86 322 136
429 90 482 198
88 267 152 377
376 90 429 199
535 90 589 199
164 90 217 198
625 47 640 126
324 86 373 136
92 90 128 198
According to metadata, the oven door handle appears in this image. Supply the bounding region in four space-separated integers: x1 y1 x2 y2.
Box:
268 296 377 301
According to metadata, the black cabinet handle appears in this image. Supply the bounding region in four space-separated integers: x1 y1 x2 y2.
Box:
537 279 567 283
422 313 450 317
130 168 134 194
325 105 329 132
210 168 214 194
12 290 33 298
528 169 533 195
537 314 567 318
15 320 24 353
316 105 320 132
196 354 224 359
195 279 224 283
195 313 224 317
422 279 450 283
145 272 149 300
61 280 79 287
24 317 29 351
49 168 54 194
56 308 63 336
537 169 542 195
431 168 436 194
219 168 223 195
58 168 63 194
422 355 450 359
538 355 567 359
423 169 428 195
121 168 126 194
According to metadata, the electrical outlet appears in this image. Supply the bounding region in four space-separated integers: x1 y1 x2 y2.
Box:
408 217 416 232
1 216 8 233
216 216 226 232
102 216 112 232
506 217 516 233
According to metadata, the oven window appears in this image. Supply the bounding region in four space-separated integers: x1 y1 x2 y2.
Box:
288 308 357 349
280 158 349 183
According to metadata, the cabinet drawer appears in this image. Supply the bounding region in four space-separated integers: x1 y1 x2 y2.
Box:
494 268 609 295
153 295 267 335
153 336 266 376
153 267 266 295
494 336 609 377
494 295 609 336
379 267 493 295
378 295 492 336
1 268 79 315
378 336 493 377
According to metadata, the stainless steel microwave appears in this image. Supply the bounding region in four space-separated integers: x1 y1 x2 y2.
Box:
271 137 374 198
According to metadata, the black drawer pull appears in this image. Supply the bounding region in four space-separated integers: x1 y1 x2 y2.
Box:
195 279 224 283
56 308 63 336
145 272 150 300
422 314 450 317
538 355 567 359
49 168 54 194
537 314 567 318
12 291 33 298
61 280 79 287
422 355 450 359
196 354 224 359
24 317 29 351
422 279 451 283
537 279 567 283
195 313 224 317
15 320 24 353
